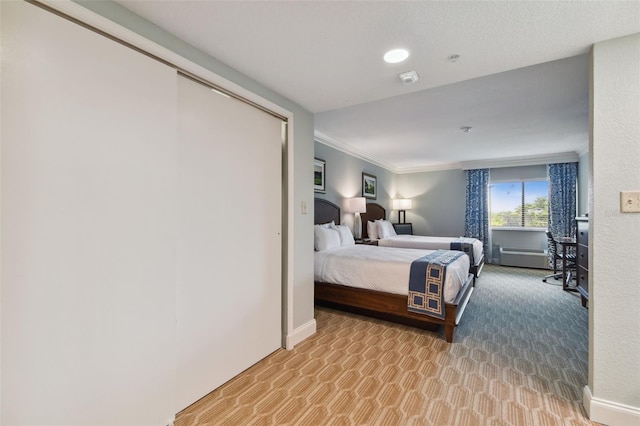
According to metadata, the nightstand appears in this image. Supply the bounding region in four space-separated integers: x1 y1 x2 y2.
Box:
392 223 413 235
355 239 378 246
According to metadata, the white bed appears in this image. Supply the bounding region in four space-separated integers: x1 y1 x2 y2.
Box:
377 235 483 267
361 203 485 279
313 198 475 343
314 244 470 304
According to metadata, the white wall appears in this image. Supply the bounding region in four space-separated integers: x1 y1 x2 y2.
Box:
588 33 640 424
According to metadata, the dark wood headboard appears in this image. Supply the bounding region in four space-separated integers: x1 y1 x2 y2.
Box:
361 203 386 239
314 198 341 225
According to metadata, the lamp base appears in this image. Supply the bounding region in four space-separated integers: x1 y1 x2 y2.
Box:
354 213 362 240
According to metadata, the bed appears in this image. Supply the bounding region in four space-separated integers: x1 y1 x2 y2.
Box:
314 198 474 343
362 202 485 279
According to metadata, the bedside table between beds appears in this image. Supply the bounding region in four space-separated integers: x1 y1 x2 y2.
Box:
355 239 378 246
392 223 413 235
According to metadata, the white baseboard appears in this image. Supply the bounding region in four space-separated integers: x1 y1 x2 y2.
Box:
584 386 640 425
285 318 316 350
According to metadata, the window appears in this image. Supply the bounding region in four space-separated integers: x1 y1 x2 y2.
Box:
490 180 549 228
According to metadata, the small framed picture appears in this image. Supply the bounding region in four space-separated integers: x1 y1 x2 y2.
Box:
362 172 377 199
314 158 326 193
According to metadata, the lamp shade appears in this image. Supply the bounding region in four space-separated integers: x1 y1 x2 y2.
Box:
392 198 412 210
345 197 367 214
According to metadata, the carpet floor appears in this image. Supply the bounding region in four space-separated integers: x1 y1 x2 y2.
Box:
176 264 594 425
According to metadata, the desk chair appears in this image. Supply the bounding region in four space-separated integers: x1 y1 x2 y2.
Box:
543 231 576 283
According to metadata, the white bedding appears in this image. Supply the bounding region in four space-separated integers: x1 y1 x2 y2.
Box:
376 235 483 265
314 245 470 303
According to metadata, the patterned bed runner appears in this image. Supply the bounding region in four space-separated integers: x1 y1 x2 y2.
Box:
408 250 464 320
450 237 477 265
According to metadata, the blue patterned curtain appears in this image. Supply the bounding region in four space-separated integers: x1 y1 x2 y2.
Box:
548 162 578 267
548 162 578 237
464 169 490 259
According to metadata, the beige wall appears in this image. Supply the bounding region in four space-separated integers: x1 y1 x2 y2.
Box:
588 33 640 424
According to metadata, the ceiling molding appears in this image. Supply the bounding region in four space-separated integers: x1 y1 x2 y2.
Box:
316 131 583 174
394 162 463 174
576 144 589 157
460 152 579 170
314 131 398 173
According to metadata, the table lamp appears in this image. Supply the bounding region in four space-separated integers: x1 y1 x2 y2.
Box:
392 198 412 224
346 197 367 239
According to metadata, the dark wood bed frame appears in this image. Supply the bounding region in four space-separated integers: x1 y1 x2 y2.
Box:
361 202 484 280
314 198 474 343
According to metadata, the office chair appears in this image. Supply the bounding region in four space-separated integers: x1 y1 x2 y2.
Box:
542 231 576 283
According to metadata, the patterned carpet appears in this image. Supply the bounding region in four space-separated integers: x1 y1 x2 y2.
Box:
176 265 594 426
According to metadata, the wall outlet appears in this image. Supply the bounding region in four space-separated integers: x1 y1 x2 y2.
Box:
620 191 640 213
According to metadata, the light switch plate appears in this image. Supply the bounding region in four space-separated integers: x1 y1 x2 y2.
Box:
620 191 640 213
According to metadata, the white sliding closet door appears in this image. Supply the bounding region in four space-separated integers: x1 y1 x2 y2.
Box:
1 2 177 425
176 76 282 410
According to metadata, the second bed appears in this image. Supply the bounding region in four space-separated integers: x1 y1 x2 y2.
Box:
362 203 485 279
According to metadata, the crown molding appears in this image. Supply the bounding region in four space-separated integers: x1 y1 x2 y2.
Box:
315 131 582 174
576 144 589 157
460 152 579 170
314 131 399 173
394 162 462 174
315 131 468 174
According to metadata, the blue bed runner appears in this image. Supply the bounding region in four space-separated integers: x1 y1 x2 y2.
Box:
407 250 464 320
450 237 477 265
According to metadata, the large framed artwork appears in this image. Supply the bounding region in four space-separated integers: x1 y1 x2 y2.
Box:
362 172 377 199
314 158 326 193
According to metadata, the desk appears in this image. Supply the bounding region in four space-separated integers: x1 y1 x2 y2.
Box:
556 237 576 291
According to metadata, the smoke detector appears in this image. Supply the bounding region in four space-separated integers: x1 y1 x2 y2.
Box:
398 70 419 85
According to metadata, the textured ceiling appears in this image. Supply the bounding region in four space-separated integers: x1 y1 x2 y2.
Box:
115 1 640 170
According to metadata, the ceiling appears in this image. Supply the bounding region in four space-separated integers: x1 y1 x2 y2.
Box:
116 1 640 172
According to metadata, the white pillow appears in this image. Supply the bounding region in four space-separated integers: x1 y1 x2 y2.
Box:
378 220 398 238
367 221 379 240
375 219 387 239
315 221 335 228
377 220 397 239
314 226 341 251
331 224 355 246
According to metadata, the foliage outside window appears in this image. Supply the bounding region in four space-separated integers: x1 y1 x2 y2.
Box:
490 181 549 228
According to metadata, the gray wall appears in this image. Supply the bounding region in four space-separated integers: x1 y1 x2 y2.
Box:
77 1 316 338
396 169 466 237
578 152 589 216
314 141 396 230
317 143 571 267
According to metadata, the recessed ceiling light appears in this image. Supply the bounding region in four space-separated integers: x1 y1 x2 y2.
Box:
384 49 409 64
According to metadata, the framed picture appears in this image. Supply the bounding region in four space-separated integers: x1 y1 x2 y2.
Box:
314 158 326 193
362 172 377 199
